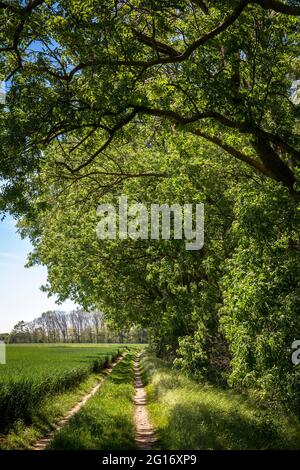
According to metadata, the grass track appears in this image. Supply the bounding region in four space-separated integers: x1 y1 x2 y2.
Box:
49 353 136 450
141 353 300 450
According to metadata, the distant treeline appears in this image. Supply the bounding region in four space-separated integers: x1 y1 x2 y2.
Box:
7 310 147 344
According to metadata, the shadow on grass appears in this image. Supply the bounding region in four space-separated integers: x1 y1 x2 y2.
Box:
108 361 133 385
142 354 300 450
157 400 290 450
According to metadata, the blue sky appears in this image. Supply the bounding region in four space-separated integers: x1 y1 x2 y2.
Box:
0 215 76 332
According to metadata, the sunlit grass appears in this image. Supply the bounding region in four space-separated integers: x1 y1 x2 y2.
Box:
141 353 300 450
50 353 136 450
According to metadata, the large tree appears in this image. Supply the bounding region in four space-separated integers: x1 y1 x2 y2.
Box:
1 0 300 410
0 0 300 216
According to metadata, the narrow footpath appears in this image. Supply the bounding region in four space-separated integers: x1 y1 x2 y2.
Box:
134 356 156 450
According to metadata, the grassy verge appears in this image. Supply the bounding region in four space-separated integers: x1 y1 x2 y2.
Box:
0 371 106 449
141 353 300 450
0 350 127 450
49 352 136 450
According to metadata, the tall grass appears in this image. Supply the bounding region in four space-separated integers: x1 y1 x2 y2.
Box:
0 344 122 432
0 373 102 450
141 353 300 450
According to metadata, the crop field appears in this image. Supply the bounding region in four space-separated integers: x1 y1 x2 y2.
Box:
0 344 123 432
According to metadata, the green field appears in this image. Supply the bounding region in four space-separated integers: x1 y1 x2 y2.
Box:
0 344 124 432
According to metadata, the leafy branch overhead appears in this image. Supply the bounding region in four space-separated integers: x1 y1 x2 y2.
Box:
0 0 299 211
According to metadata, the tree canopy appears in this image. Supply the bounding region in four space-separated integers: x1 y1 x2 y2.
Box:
0 0 300 214
1 0 300 413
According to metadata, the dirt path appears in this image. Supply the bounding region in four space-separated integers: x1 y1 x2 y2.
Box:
134 356 156 450
32 354 125 451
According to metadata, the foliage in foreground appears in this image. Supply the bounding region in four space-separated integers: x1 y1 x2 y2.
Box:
0 344 122 432
141 353 300 450
50 353 136 450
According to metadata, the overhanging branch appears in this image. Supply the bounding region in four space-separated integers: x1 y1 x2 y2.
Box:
66 1 248 78
55 109 138 173
192 128 274 177
251 0 300 15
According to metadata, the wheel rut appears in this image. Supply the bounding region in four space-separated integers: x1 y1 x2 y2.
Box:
32 353 125 450
134 356 156 450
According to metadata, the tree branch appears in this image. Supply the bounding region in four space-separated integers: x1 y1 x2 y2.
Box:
251 0 300 15
191 0 209 15
55 109 138 173
258 130 300 161
67 0 248 78
192 128 274 177
252 135 296 189
132 104 250 131
1 0 45 79
131 29 179 57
